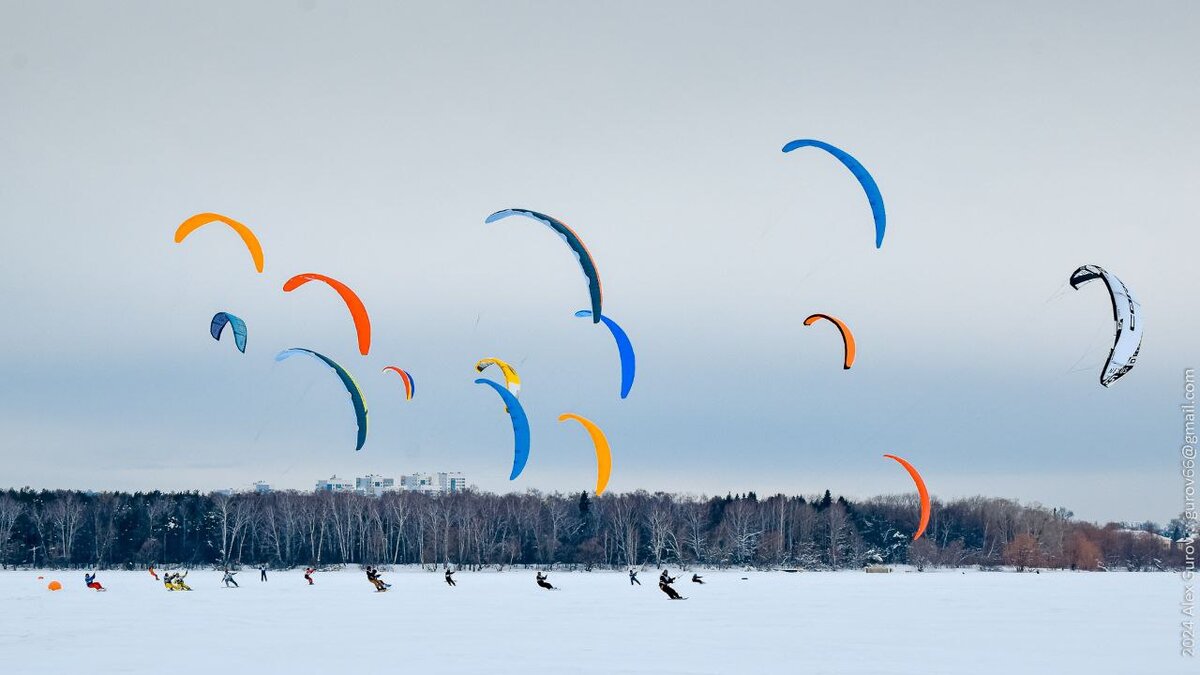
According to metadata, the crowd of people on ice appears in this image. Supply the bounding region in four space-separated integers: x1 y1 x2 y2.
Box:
73 566 712 599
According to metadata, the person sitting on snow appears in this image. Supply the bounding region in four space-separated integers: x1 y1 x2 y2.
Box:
691 573 704 584
375 567 391 589
535 571 555 590
366 566 387 591
172 571 192 591
84 573 105 591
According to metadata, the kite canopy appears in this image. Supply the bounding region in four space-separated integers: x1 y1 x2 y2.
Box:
174 212 265 272
282 273 372 356
210 312 248 353
485 208 603 321
474 358 521 396
275 348 369 451
803 313 856 370
574 310 636 398
1069 265 1142 387
382 366 415 401
781 139 886 249
557 413 613 495
475 378 531 481
883 454 930 541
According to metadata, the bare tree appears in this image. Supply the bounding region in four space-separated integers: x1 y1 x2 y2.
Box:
679 499 709 565
607 495 643 567
0 494 26 567
46 492 85 564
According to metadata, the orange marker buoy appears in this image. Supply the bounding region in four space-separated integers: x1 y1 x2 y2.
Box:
47 580 62 591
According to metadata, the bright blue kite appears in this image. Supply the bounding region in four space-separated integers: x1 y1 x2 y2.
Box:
781 139 886 248
575 310 636 399
210 312 248 353
475 378 531 480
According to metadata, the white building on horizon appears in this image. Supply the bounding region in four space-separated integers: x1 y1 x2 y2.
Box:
399 472 469 494
315 475 355 493
400 472 439 494
356 474 396 497
253 481 272 494
439 472 469 493
314 472 468 495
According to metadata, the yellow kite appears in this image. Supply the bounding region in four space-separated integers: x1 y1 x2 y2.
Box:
174 212 265 273
557 413 612 496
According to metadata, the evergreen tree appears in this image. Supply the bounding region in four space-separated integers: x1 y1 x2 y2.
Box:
817 489 833 510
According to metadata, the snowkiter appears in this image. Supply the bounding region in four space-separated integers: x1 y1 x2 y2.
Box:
222 569 238 588
304 568 315 585
445 569 456 586
536 572 555 590
260 566 268 582
171 571 192 591
366 566 387 592
629 569 641 586
148 566 159 581
692 574 704 584
658 570 683 600
84 573 105 591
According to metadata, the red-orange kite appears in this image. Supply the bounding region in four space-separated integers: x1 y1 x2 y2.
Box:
883 454 930 541
283 273 371 356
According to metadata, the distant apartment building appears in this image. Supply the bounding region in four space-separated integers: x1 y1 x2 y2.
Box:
438 472 469 493
399 472 469 494
400 472 439 494
356 474 396 497
314 472 468 496
315 475 355 492
253 481 272 494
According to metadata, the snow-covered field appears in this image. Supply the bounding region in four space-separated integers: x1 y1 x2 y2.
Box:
0 567 1190 674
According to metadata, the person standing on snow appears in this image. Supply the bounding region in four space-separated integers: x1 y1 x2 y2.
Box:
222 569 239 588
629 569 641 586
445 568 456 587
148 566 159 581
304 567 315 585
260 566 268 582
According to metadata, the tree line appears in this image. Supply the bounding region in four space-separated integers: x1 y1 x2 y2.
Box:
0 487 1188 571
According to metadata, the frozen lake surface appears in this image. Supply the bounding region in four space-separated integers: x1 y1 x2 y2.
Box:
0 567 1190 674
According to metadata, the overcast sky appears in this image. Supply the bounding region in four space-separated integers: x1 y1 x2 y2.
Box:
1 1 1196 524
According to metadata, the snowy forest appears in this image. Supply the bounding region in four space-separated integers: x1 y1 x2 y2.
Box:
0 488 1187 571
